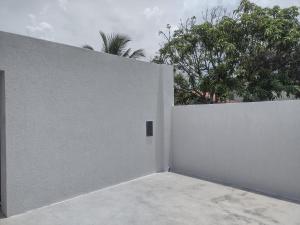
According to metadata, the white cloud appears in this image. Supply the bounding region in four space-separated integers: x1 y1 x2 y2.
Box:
58 0 68 11
143 6 163 20
40 4 50 16
26 14 54 40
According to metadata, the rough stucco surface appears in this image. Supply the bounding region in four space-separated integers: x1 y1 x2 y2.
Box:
0 173 299 225
0 31 173 216
172 101 300 202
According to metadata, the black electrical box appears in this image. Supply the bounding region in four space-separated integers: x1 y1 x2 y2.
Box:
146 121 153 136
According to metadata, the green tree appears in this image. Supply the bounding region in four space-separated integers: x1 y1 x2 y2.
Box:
233 0 300 101
154 0 300 104
153 11 239 104
99 31 145 59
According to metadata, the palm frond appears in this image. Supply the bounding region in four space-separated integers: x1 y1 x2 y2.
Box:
107 34 131 55
129 49 145 59
99 31 145 59
122 48 132 57
100 31 109 52
82 45 94 50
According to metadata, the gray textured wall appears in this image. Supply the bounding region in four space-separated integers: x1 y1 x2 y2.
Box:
0 31 173 216
172 101 300 202
0 71 5 209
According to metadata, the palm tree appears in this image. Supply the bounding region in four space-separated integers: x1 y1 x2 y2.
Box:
82 45 94 50
99 31 145 59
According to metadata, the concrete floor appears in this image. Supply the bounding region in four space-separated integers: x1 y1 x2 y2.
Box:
1 172 300 225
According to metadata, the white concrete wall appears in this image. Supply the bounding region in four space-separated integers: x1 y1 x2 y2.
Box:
172 101 300 202
0 31 173 216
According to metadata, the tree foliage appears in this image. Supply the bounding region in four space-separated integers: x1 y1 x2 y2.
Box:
81 32 145 59
100 31 145 59
153 0 300 104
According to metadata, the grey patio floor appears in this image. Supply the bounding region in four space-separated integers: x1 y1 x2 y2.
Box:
1 172 300 225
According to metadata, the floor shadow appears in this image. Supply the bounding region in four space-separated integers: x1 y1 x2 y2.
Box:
0 212 6 219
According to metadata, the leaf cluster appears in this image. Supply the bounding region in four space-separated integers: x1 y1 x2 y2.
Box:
154 0 300 104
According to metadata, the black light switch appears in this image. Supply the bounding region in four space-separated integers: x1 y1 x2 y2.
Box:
146 121 153 136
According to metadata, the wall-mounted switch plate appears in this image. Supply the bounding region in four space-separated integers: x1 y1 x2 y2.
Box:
146 121 153 136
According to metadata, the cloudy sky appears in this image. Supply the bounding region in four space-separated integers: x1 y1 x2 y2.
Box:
0 0 299 60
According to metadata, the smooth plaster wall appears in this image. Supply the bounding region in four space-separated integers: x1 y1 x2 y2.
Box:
172 100 300 202
0 31 173 216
